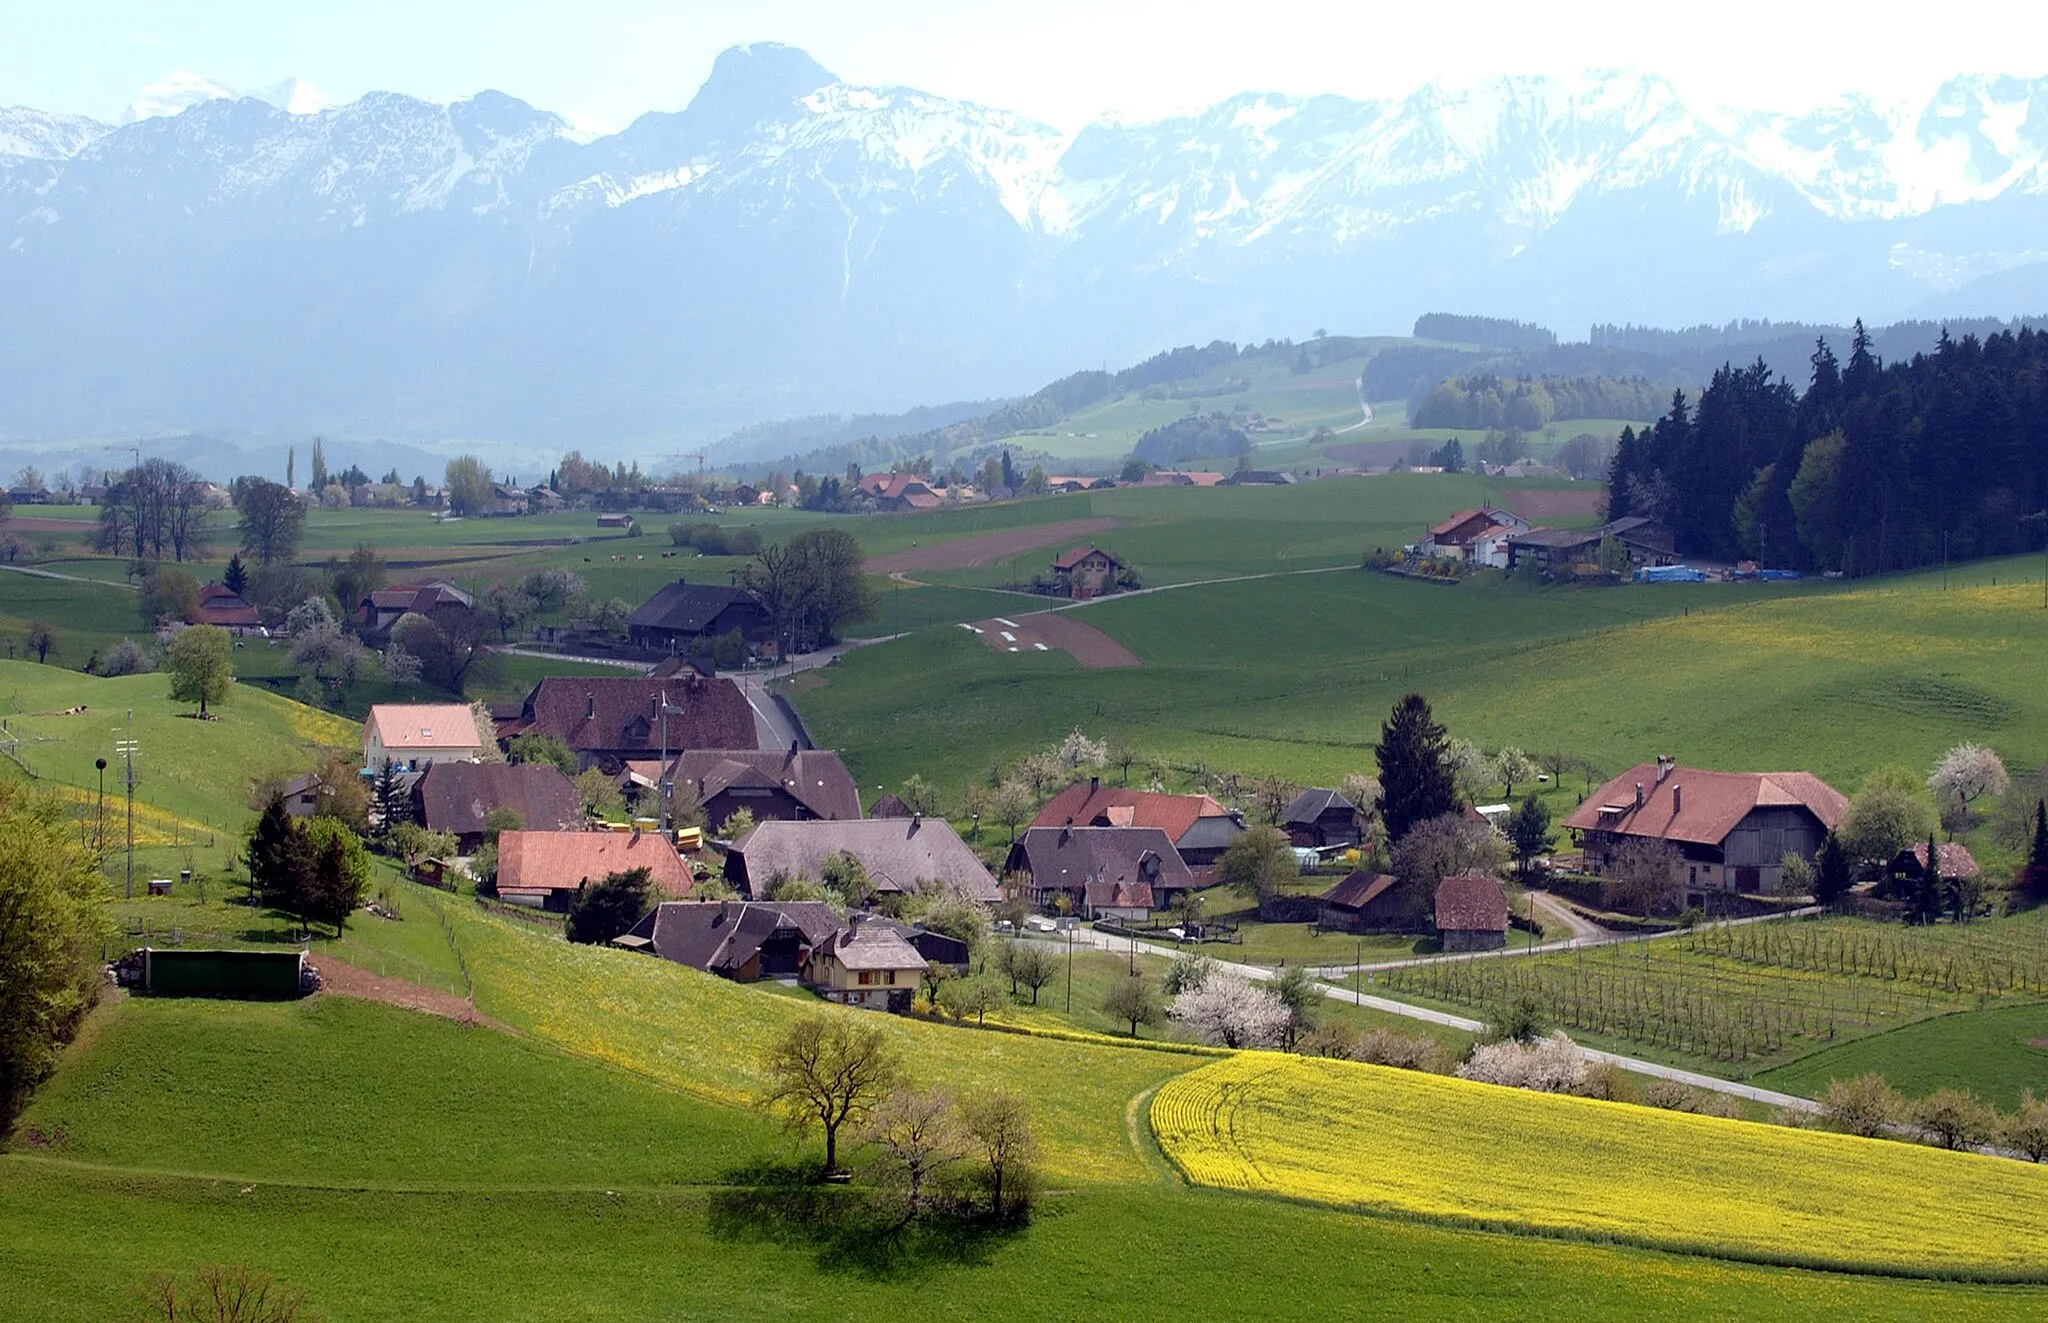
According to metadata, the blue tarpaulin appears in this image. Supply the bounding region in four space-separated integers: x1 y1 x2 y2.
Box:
1635 565 1708 583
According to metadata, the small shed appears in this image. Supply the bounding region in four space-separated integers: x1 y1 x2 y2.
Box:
1282 788 1363 849
1434 874 1510 952
1317 871 1419 934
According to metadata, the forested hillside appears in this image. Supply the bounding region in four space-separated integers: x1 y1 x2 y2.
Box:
1412 374 1665 429
1608 324 2048 572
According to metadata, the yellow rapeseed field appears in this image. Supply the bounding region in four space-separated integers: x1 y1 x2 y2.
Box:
1151 1054 2048 1280
450 905 1196 1183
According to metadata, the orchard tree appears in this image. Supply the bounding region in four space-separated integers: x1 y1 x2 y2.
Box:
1218 824 1296 906
1101 972 1164 1037
1928 743 2008 833
760 1014 902 1176
24 619 56 664
1169 971 1289 1048
164 624 234 716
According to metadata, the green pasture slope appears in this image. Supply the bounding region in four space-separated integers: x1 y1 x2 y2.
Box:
1757 1000 2048 1109
5 906 2043 1320
796 550 2048 796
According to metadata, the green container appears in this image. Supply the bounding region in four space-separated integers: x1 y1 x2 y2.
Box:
142 948 305 999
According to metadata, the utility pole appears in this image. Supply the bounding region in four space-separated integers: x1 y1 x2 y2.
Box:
115 711 138 899
94 758 107 852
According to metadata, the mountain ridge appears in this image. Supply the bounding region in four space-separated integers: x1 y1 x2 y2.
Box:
4 45 2047 444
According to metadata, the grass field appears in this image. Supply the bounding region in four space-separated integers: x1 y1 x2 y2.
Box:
1151 1053 2048 1280
1757 1002 2048 1108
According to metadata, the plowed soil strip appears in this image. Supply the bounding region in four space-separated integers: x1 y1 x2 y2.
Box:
309 955 503 1030
962 610 1140 668
866 517 1122 574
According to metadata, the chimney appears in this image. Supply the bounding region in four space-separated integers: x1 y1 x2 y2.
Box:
585 693 595 720
1089 775 1099 794
909 813 921 833
1634 782 1644 809
1672 786 1683 814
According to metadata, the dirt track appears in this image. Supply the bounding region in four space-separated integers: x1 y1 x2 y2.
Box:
866 517 1122 575
960 610 1140 668
309 954 503 1029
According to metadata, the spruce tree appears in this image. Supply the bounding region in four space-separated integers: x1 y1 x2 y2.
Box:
1912 832 1944 924
1813 831 1851 908
2031 799 2048 873
373 760 408 837
222 553 248 595
1374 693 1458 843
246 794 311 917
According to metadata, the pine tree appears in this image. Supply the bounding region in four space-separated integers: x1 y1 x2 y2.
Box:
1374 693 1458 842
2031 799 2048 873
222 553 248 595
373 760 408 837
1911 832 1944 924
1813 831 1851 907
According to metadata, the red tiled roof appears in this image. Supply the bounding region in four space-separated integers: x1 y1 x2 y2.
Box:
496 829 693 899
1031 782 1231 845
1561 763 1848 848
1435 874 1509 932
1084 879 1155 910
1052 545 1118 571
1898 840 1981 880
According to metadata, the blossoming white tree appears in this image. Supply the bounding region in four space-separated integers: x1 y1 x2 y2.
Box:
1928 743 2008 831
1169 971 1290 1049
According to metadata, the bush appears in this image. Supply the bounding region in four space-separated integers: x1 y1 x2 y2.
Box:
1911 1087 1996 1151
99 638 155 676
1821 1073 1902 1138
1456 1031 1586 1093
1572 1061 1638 1104
1351 1027 1452 1073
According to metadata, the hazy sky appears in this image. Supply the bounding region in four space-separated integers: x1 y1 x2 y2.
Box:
5 0 2046 133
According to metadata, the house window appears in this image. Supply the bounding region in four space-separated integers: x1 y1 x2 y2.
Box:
858 971 874 986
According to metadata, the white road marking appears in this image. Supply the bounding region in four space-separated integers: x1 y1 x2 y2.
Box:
1034 643 1049 651
957 623 982 632
995 617 1019 628
1000 631 1016 642
1007 646 1019 652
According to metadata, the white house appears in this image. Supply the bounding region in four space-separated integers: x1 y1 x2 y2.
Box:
363 703 486 771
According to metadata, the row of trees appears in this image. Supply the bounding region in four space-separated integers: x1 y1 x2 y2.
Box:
1608 324 2048 572
1412 374 1663 431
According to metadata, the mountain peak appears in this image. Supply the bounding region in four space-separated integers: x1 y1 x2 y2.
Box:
683 43 838 137
124 72 331 124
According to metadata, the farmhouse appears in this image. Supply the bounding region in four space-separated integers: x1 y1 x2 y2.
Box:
1316 872 1423 934
194 583 262 632
596 512 634 529
1031 779 1245 870
1421 505 1532 565
495 674 759 772
1563 757 1848 900
801 918 927 1011
614 899 842 981
1002 825 1194 916
662 747 861 833
1049 545 1126 599
358 581 474 641
494 828 693 911
1141 470 1227 487
625 578 772 653
1281 788 1364 849
1434 874 1510 952
854 472 943 511
1888 840 1982 886
363 703 486 770
1600 515 1678 564
726 817 999 903
410 761 581 851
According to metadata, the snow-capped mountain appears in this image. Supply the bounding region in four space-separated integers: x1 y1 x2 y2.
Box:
3 42 2046 444
124 72 332 123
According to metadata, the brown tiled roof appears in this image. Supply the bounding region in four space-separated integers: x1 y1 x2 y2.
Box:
668 748 860 821
1084 879 1155 910
731 818 997 902
1004 826 1192 897
868 792 912 819
1320 871 1398 910
505 675 757 758
367 703 483 751
1428 508 1490 539
411 762 580 837
496 829 693 899
1031 782 1234 846
1561 763 1848 848
1435 873 1509 932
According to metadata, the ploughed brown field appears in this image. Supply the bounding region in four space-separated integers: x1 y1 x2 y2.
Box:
959 610 1140 668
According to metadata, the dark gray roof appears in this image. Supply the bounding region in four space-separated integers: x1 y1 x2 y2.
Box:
1509 527 1603 549
1004 826 1193 895
624 900 843 972
1283 788 1356 826
732 818 999 902
411 761 581 837
669 748 860 821
629 579 761 634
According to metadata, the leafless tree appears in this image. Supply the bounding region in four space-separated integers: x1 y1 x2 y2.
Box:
955 1088 1037 1218
861 1086 959 1218
760 1015 903 1176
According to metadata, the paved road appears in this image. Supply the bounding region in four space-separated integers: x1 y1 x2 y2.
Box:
1065 916 1824 1111
0 563 136 590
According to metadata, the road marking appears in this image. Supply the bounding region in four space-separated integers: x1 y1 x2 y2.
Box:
1034 643 1048 651
957 623 981 632
1007 646 1019 652
1000 631 1016 642
995 617 1019 628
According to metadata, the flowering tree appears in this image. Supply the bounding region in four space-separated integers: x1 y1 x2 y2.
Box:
1928 743 2008 831
1169 971 1290 1049
1456 1031 1586 1093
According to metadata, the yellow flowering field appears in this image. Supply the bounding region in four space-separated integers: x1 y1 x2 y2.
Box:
1151 1054 2048 1280
450 904 1196 1183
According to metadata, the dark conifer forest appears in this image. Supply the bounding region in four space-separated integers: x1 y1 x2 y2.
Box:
1606 323 2048 573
